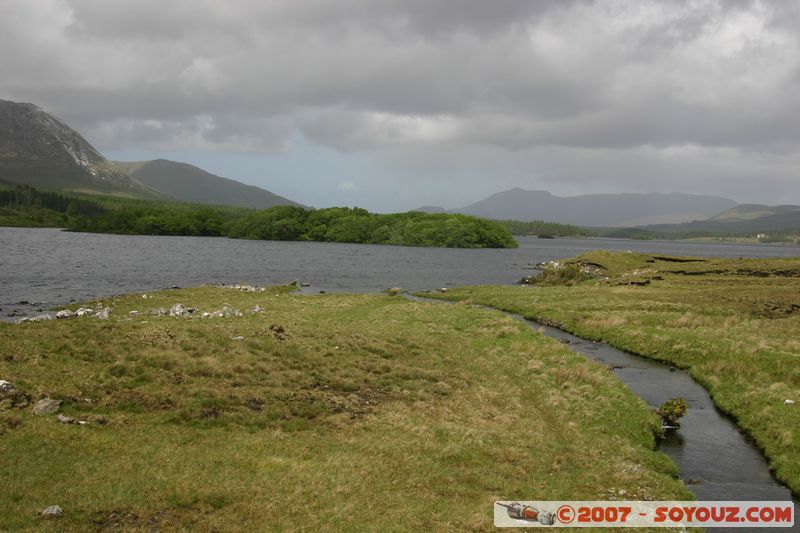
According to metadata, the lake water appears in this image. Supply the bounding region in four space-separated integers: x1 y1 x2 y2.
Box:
1 227 799 319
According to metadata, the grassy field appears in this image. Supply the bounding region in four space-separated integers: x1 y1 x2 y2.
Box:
0 285 690 531
425 251 800 497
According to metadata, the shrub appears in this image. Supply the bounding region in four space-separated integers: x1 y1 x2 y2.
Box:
657 397 688 427
532 264 592 286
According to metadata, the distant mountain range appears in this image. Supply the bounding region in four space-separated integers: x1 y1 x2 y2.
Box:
646 204 800 234
418 188 738 227
0 99 300 209
111 159 302 209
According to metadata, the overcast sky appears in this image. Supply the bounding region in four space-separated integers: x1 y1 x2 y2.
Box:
2 0 799 210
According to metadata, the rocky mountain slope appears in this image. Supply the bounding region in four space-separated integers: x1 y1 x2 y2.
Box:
0 99 164 199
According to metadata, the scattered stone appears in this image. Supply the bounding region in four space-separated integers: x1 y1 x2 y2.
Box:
95 307 112 320
300 282 311 287
41 506 63 518
251 304 264 313
141 294 150 299
319 290 326 294
75 307 95 317
128 310 140 316
220 283 267 292
0 380 30 409
201 306 243 318
16 313 53 324
57 414 87 425
54 310 73 319
169 303 188 317
33 398 62 415
785 399 796 405
17 300 28 305
149 308 168 316
232 336 245 341
289 280 299 287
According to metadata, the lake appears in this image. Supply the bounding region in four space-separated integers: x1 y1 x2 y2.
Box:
1 227 798 319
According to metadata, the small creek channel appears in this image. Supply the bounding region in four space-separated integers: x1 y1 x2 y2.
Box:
407 294 798 531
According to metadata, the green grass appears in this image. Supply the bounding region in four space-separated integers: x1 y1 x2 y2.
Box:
0 285 690 530
424 251 800 497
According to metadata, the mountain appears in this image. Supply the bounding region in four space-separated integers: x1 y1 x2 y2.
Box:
112 159 302 209
707 204 800 222
0 99 164 199
413 205 446 213
450 188 737 226
646 203 800 233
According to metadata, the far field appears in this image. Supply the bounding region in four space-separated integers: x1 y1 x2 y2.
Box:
0 285 689 530
426 251 800 496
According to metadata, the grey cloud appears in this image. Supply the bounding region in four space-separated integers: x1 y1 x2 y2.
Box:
0 0 799 205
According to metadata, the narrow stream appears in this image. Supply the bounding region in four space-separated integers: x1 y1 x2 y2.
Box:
408 295 798 530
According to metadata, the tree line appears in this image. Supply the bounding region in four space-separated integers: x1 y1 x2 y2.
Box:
0 186 517 248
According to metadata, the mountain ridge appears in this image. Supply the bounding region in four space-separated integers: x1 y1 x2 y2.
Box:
417 188 738 226
112 159 303 209
646 203 800 234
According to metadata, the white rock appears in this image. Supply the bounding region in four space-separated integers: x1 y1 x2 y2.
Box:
75 307 94 317
33 398 62 415
41 505 63 518
0 380 14 393
95 307 112 320
128 310 140 316
251 305 264 313
232 336 245 341
55 310 73 319
169 303 187 317
16 313 53 324
785 399 796 405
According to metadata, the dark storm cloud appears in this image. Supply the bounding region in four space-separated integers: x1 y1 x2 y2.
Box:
0 0 798 203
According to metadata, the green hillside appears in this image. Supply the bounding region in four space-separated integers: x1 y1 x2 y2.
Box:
113 159 301 209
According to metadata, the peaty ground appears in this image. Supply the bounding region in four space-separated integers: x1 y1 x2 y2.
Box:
425 251 800 497
0 284 689 531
